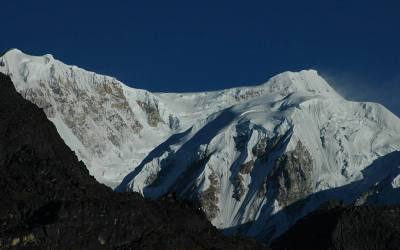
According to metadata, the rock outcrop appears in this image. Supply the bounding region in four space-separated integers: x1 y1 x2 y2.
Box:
267 141 314 207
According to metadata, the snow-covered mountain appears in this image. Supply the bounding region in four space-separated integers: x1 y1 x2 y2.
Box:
1 49 400 241
118 71 400 240
0 49 183 187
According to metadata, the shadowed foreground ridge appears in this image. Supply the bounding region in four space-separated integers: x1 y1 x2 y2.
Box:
0 72 264 249
271 202 400 250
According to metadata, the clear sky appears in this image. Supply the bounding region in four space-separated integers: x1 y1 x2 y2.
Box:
1 0 399 115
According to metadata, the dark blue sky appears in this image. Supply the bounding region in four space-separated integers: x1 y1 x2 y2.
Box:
1 0 399 115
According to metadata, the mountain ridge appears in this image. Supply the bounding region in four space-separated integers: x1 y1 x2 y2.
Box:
1 49 400 242
0 49 343 188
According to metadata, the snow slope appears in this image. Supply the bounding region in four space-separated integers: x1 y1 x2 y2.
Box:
2 49 400 241
116 67 400 240
0 49 182 187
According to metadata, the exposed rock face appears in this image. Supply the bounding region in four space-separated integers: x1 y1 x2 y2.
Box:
234 89 265 101
252 138 268 160
232 174 246 201
137 99 164 127
270 203 400 250
200 171 221 220
239 160 255 175
268 141 314 207
0 73 265 249
18 63 147 177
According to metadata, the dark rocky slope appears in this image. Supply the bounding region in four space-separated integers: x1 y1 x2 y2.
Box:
0 72 264 250
271 202 400 250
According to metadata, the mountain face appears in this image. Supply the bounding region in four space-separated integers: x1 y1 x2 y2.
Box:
0 49 181 188
2 49 400 241
118 73 400 240
0 72 264 249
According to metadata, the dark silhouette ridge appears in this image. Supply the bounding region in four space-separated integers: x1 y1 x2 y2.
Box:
271 203 400 250
0 73 265 249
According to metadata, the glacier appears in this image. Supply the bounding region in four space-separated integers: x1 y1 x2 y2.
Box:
1 49 400 241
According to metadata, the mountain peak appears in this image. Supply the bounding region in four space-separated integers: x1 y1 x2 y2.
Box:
2 48 54 60
264 69 341 99
1 48 55 65
2 48 24 56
